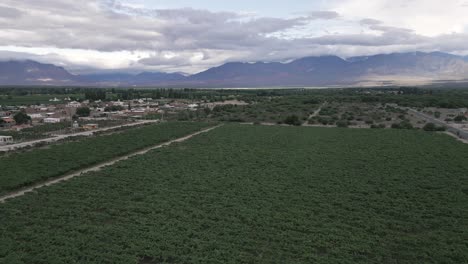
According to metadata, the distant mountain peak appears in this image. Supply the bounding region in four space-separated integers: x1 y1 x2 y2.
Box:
1 51 468 87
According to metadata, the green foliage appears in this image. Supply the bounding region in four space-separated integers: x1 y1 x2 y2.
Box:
0 125 467 263
391 121 414 129
76 107 91 117
423 123 446 132
319 106 338 116
454 115 467 123
370 124 386 129
336 120 350 128
283 115 302 126
317 116 335 125
84 90 106 101
0 122 211 194
13 111 31 125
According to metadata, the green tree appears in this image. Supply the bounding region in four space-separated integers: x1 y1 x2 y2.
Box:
454 115 467 123
13 112 31 125
423 123 446 132
336 120 350 128
391 121 413 130
423 123 437 131
76 107 91 117
284 115 302 126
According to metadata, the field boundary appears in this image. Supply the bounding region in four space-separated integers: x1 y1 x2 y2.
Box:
0 120 160 152
0 124 221 203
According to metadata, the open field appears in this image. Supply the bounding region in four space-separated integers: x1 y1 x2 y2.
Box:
0 94 83 106
1 125 467 263
0 122 211 195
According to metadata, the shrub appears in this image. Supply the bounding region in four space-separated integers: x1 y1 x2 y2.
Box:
423 123 437 131
13 112 31 125
284 115 302 126
423 123 446 132
454 115 467 123
336 120 349 128
371 124 386 129
76 107 91 117
391 121 413 130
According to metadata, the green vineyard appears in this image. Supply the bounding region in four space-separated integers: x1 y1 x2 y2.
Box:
0 122 212 195
1 124 467 263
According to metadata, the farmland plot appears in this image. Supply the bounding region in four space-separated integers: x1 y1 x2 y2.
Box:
1 125 468 263
0 122 212 195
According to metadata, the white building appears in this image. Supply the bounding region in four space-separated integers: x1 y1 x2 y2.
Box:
29 114 44 119
113 100 125 106
67 101 82 108
0 136 13 145
44 118 62 124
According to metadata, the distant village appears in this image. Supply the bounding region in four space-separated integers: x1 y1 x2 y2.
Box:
0 96 215 145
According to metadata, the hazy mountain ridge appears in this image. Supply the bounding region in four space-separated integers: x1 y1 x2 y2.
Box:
2 52 468 87
0 60 79 85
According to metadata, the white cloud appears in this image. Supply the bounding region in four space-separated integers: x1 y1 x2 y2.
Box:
0 0 467 73
332 0 468 36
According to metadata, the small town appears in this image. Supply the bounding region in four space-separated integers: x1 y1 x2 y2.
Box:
0 95 217 147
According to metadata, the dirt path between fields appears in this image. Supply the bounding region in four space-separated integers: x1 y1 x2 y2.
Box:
0 120 160 153
443 131 468 144
308 102 327 121
0 125 221 203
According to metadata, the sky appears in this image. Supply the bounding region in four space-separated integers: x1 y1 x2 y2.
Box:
1 0 468 74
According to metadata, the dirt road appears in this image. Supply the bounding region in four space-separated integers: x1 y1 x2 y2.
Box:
0 120 159 152
308 102 327 121
0 125 221 203
403 107 468 140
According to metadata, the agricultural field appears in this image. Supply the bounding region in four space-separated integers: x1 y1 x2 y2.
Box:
0 93 83 106
1 124 467 263
0 122 211 195
308 102 421 128
0 120 129 141
175 95 322 124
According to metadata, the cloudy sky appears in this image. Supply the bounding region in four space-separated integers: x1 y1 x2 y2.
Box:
1 0 468 74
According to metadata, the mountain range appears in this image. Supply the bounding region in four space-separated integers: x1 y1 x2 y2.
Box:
1 52 468 87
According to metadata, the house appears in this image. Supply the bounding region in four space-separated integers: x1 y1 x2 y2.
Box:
113 100 125 106
29 113 44 120
0 136 13 145
67 101 82 108
1 117 15 127
44 118 62 124
82 124 99 130
128 108 146 116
